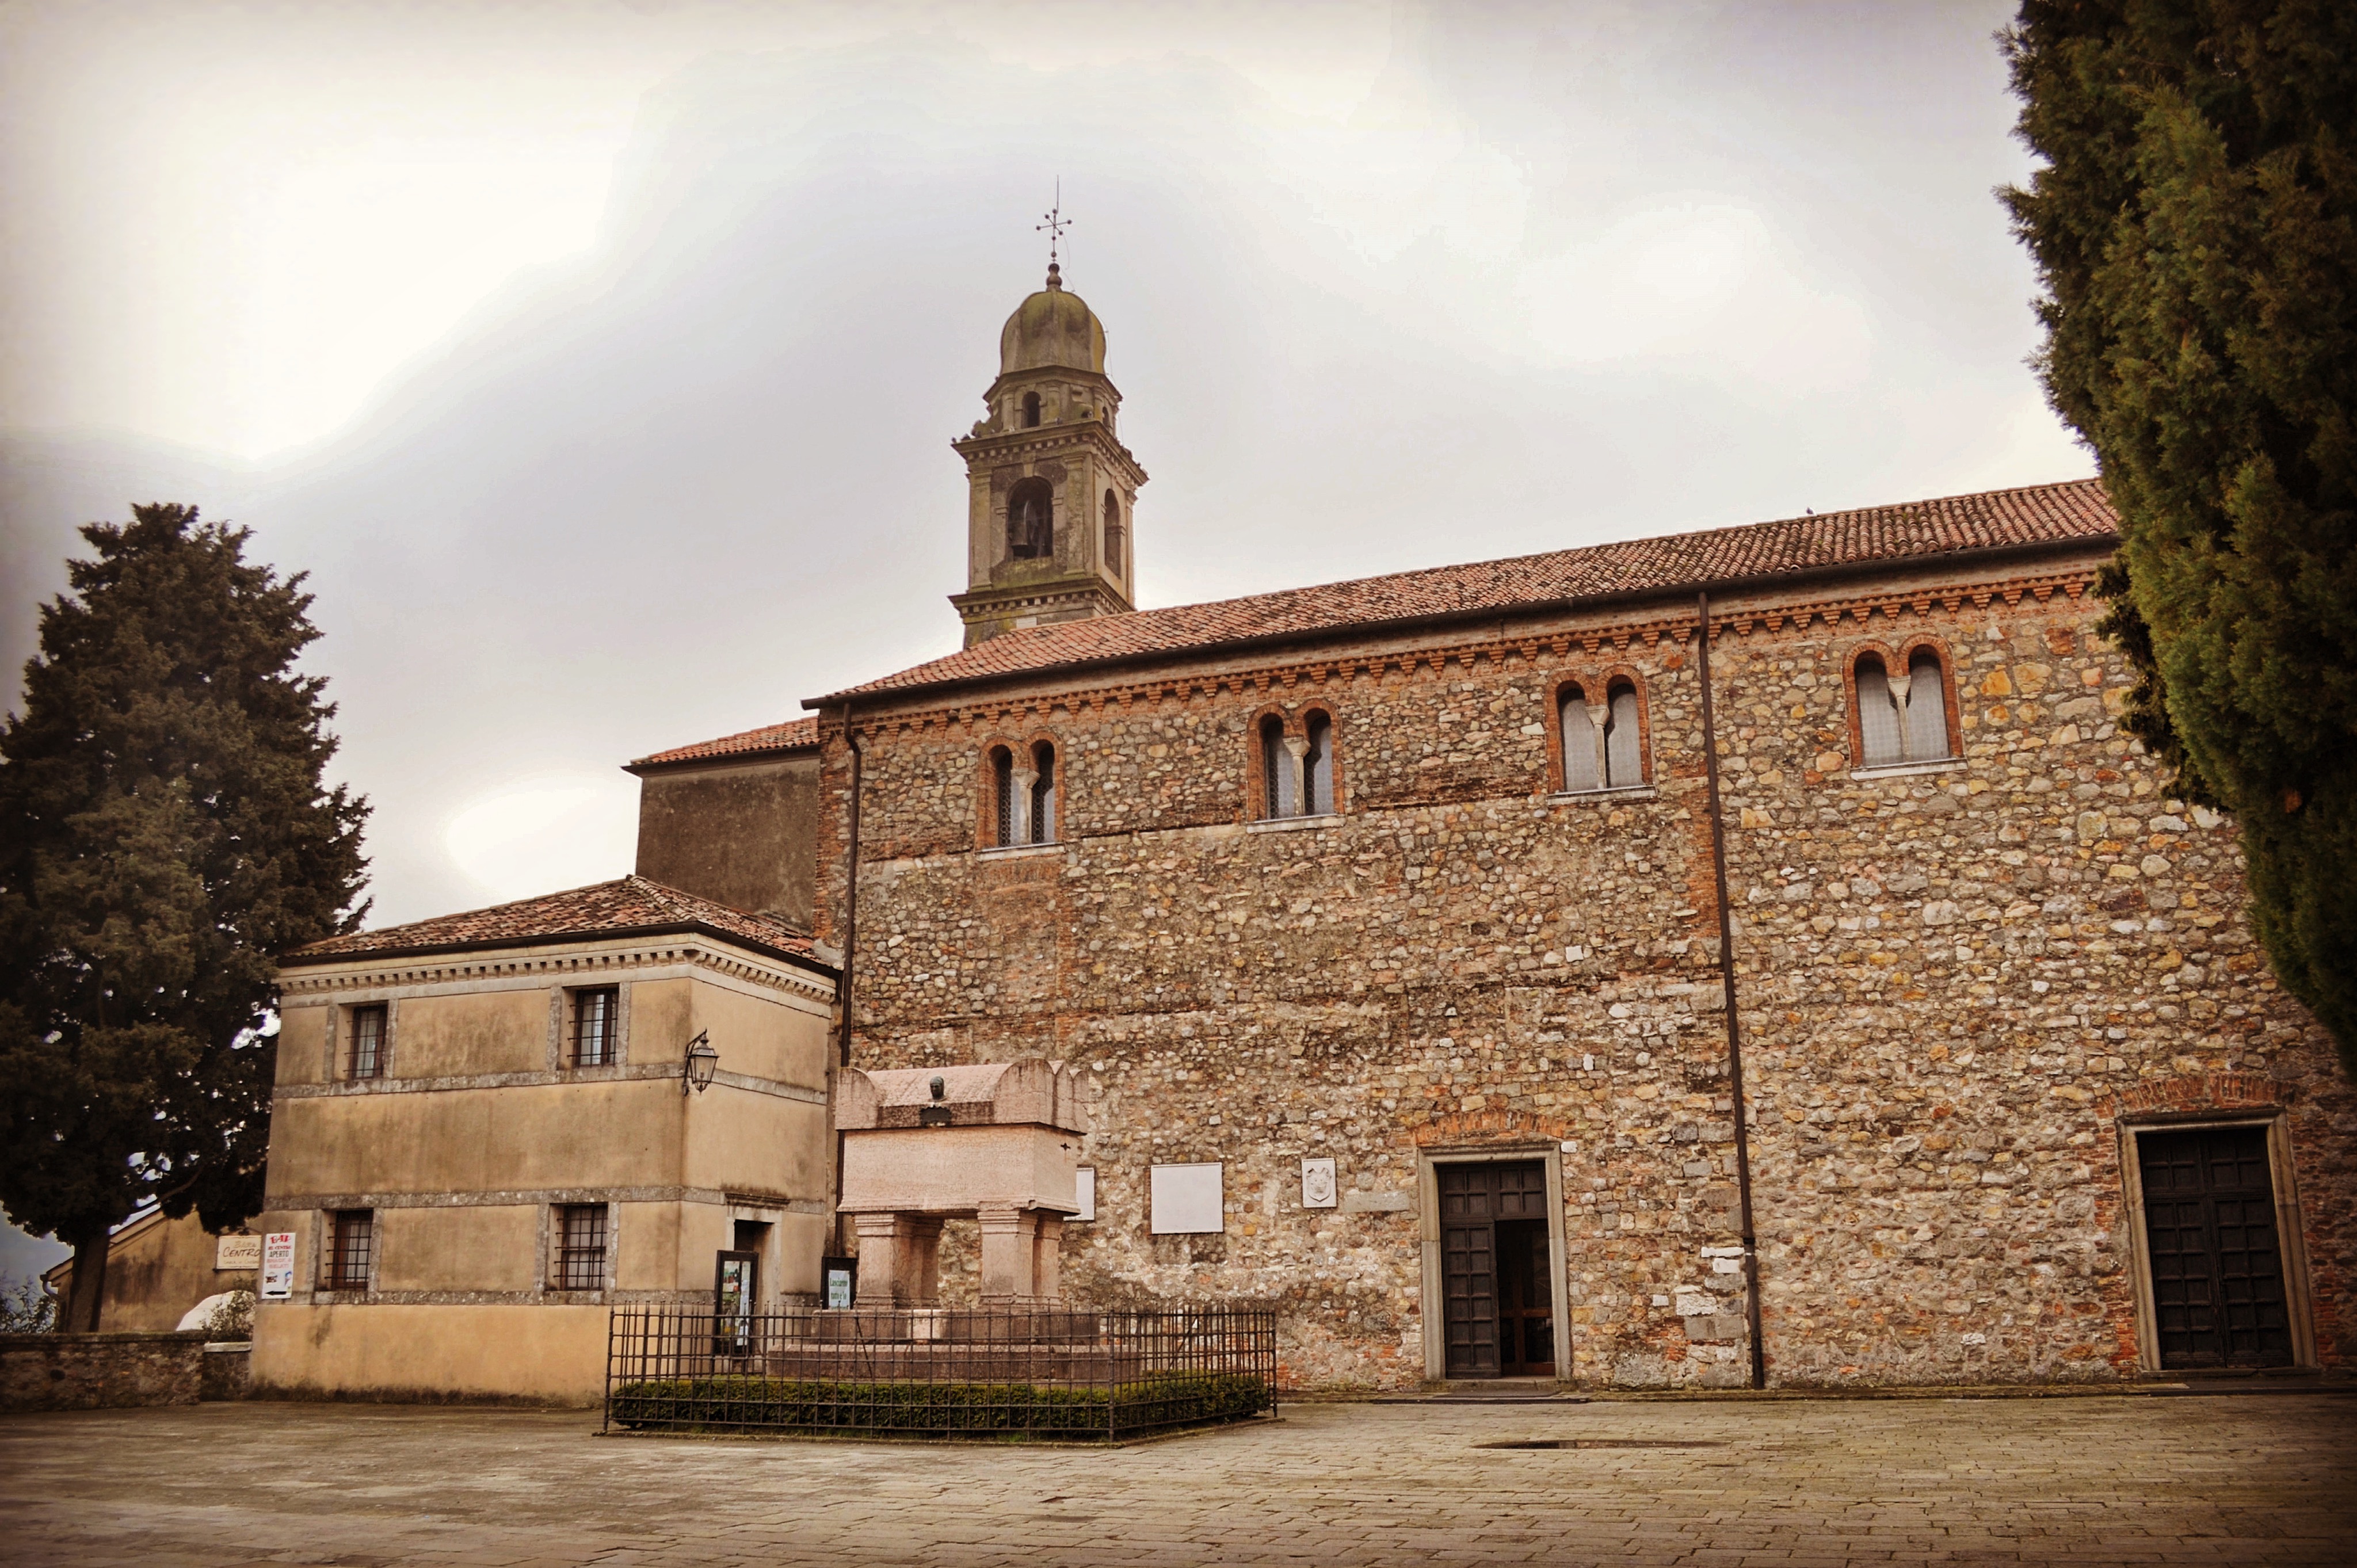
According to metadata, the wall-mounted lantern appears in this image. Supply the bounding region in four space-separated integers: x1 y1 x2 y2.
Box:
683 1031 719 1096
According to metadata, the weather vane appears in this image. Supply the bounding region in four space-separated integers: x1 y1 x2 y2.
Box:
1036 180 1070 273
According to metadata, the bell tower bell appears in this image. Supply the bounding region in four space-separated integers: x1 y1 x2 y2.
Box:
949 262 1147 647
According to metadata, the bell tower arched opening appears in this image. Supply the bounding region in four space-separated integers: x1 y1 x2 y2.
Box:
1006 477 1055 561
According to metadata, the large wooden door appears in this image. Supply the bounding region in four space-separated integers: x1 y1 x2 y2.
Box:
1439 1161 1553 1378
2138 1127 2294 1369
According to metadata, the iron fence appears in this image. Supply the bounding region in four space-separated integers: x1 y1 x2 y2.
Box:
604 1303 1277 1440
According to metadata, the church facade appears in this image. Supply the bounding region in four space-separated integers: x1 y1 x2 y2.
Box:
791 268 2352 1390
239 262 2354 1398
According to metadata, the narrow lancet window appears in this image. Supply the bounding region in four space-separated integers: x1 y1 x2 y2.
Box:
1030 743 1057 844
1304 712 1334 815
1603 681 1642 787
1905 648 1952 761
1261 716 1298 818
1559 685 1600 792
992 746 1015 845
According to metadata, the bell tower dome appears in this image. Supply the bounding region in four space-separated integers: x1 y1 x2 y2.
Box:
949 262 1147 647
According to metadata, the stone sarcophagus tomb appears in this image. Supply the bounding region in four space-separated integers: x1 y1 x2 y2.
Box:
836 1059 1087 1306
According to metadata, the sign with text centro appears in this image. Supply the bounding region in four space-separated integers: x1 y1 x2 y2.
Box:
260 1232 297 1299
215 1233 262 1271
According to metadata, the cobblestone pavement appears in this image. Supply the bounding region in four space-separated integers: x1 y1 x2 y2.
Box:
4 1394 2354 1567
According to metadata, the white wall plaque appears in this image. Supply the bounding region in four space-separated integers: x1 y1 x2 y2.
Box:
1149 1162 1223 1235
1074 1166 1097 1223
259 1231 297 1299
215 1233 262 1271
1300 1157 1337 1208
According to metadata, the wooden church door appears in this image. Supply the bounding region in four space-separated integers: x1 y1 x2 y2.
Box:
1440 1161 1555 1378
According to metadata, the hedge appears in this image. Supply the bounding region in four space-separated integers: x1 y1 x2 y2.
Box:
609 1369 1270 1439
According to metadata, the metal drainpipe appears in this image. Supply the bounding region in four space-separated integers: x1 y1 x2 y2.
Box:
1695 591 1768 1391
830 712 863 1254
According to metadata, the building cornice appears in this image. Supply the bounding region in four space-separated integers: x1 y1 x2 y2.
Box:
276 928 838 1001
808 536 2113 717
827 554 2106 741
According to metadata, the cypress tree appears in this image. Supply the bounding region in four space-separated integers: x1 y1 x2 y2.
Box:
0 505 369 1329
2002 1 2357 1071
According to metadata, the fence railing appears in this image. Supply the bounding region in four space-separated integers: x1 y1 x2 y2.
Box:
604 1304 1277 1440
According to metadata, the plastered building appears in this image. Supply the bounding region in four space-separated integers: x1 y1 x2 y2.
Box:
252 879 837 1403
245 263 2352 1399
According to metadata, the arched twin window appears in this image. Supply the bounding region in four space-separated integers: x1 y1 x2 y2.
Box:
1258 711 1334 819
988 741 1057 846
1558 678 1644 792
1007 476 1054 560
1853 647 1955 767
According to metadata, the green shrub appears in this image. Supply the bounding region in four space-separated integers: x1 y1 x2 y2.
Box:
609 1369 1270 1439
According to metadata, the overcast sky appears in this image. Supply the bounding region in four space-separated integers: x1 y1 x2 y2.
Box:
0 0 2084 1276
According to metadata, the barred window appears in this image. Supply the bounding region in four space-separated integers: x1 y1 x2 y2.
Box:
572 987 618 1067
348 1005 386 1080
324 1210 373 1290
554 1204 608 1291
991 746 1015 845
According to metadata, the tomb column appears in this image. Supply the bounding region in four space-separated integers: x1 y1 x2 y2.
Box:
852 1213 944 1307
975 1202 1043 1302
1031 1214 1064 1302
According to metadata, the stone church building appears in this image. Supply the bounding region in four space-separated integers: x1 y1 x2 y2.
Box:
234 262 2350 1399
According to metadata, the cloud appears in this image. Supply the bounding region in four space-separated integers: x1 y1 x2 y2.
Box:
443 774 638 905
1518 200 1875 390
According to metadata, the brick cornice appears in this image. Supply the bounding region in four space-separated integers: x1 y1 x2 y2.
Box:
831 564 2102 741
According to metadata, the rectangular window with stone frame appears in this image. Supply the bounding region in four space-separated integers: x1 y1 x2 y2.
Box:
322 1209 373 1290
570 986 619 1067
346 1004 387 1080
552 1204 609 1291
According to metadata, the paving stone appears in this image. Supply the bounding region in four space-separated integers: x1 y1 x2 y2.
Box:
5 1397 2355 1566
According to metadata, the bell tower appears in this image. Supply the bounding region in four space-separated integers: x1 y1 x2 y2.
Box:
949 261 1146 647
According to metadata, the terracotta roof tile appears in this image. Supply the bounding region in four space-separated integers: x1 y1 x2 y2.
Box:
811 478 2115 705
630 715 819 770
282 875 827 969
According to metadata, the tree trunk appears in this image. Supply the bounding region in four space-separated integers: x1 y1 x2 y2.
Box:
63 1231 109 1333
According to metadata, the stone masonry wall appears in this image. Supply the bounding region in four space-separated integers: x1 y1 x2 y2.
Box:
817 554 2352 1389
1 1330 208 1412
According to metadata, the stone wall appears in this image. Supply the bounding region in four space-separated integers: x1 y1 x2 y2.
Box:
817 552 2352 1390
1 1331 208 1412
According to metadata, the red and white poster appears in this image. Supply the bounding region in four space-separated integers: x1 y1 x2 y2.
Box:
260 1231 297 1299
